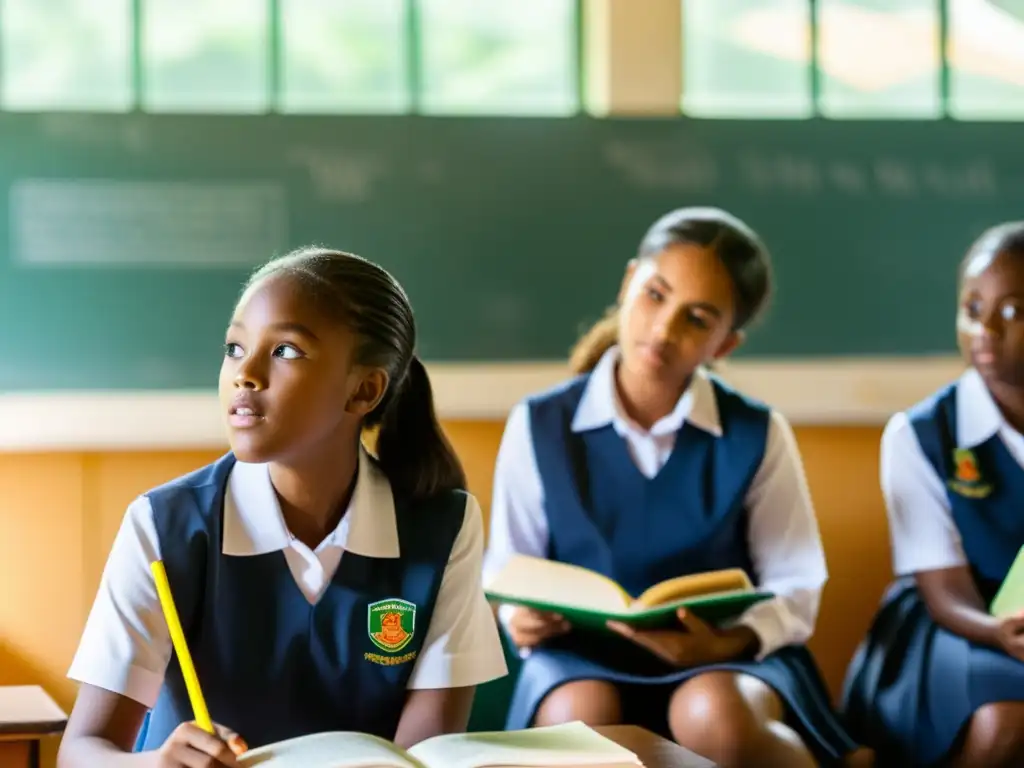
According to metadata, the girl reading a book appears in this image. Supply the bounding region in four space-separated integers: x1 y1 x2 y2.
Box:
843 222 1024 767
483 207 870 768
58 248 507 767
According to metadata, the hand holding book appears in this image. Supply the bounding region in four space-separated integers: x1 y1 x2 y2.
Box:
607 608 760 667
507 606 571 648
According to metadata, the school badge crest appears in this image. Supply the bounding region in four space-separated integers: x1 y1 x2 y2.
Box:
367 598 416 653
948 448 992 498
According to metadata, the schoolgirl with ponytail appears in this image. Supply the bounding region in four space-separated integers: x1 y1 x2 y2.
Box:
484 208 871 767
59 247 507 767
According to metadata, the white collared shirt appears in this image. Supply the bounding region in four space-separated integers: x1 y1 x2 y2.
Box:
68 450 507 708
883 367 1024 576
482 346 828 661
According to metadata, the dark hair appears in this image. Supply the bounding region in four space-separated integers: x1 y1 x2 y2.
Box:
960 221 1024 282
244 246 466 501
569 207 773 374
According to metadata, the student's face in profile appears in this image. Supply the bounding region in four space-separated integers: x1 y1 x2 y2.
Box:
958 248 1024 387
616 243 741 385
219 274 386 464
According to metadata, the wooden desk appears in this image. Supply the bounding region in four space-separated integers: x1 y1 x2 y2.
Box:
0 687 67 768
596 725 716 768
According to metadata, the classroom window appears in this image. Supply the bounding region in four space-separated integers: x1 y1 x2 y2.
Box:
279 0 410 114
417 0 578 116
818 0 941 118
680 0 813 118
0 0 132 111
947 0 1024 120
142 0 269 112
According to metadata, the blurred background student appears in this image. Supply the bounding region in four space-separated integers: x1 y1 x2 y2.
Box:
843 222 1024 767
483 207 867 767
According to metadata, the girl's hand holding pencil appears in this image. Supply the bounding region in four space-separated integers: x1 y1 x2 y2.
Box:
155 721 247 767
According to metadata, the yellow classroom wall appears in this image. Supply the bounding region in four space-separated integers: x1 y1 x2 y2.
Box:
0 420 894 719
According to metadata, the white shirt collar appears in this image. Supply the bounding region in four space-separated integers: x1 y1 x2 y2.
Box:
222 447 400 558
570 345 722 438
955 366 1007 449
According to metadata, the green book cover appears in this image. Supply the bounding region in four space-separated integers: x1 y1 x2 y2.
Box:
991 544 1024 618
485 588 773 632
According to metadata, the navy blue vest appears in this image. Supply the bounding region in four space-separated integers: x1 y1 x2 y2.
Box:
138 453 466 750
527 374 768 597
909 383 1024 601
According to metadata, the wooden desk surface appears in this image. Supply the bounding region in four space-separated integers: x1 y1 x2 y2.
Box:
595 725 716 768
0 686 67 736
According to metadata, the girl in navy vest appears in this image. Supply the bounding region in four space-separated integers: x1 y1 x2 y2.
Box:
842 222 1024 767
58 248 507 767
483 208 870 768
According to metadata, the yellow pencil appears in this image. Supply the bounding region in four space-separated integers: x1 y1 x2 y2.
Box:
150 560 215 734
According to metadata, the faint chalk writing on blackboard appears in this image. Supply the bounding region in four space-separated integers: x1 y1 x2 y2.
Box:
603 140 999 199
737 152 998 198
9 179 287 267
286 148 385 203
604 139 719 193
37 114 150 153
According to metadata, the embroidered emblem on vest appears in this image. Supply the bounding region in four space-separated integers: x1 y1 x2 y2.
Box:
367 598 416 654
949 448 992 498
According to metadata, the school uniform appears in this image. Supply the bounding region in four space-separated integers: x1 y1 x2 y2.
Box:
842 368 1024 765
482 346 858 763
68 448 507 750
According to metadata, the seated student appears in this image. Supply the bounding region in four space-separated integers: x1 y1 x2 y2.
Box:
843 222 1024 768
482 207 871 768
57 248 507 767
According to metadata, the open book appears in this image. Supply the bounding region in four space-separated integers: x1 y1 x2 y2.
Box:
485 555 772 630
238 722 643 768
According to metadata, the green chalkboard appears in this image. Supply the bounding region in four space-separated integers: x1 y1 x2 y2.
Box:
0 113 1020 390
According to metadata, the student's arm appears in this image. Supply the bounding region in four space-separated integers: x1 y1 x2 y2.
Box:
59 687 151 766
58 498 240 766
393 688 476 750
396 494 508 749
915 568 1000 645
731 410 829 660
59 497 169 763
881 412 1001 646
60 687 242 767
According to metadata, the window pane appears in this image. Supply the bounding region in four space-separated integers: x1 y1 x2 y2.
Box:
142 0 268 112
948 0 1024 120
681 0 812 118
418 0 577 116
819 0 940 118
280 0 409 113
1 0 131 110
